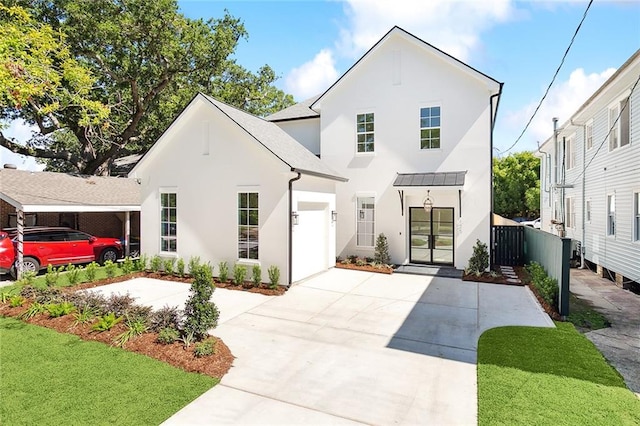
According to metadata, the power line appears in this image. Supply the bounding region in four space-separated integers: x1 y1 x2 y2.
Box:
500 0 594 155
571 72 640 185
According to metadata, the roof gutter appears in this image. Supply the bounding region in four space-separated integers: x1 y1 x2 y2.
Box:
293 168 349 182
489 83 503 265
288 171 302 288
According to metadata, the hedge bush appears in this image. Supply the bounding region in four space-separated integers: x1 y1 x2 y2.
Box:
526 261 558 307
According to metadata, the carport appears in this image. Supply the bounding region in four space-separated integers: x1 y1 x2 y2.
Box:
0 167 140 278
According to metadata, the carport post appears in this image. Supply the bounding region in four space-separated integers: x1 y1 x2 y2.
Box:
16 209 24 280
124 211 131 257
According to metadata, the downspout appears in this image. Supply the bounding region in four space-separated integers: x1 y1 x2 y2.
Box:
489 83 503 266
578 120 586 268
288 171 302 288
536 142 551 200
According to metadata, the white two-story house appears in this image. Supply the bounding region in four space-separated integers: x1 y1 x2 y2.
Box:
539 49 639 287
131 26 502 284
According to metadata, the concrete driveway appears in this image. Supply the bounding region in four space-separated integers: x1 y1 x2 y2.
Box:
89 268 553 425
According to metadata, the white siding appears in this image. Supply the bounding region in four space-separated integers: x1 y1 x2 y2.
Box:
275 118 321 156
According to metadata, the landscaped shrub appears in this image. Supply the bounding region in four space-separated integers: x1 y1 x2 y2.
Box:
233 264 247 286
114 315 149 347
121 257 135 274
9 295 26 307
85 261 99 282
163 258 175 275
193 338 216 357
150 255 162 273
20 302 46 320
45 301 76 318
134 254 148 271
176 258 185 277
218 261 228 282
267 265 280 289
66 264 82 285
466 239 489 276
104 293 136 317
45 264 64 287
150 305 182 332
188 256 201 276
156 327 179 345
16 271 36 287
252 264 261 287
104 260 117 278
72 307 97 326
126 305 153 323
92 312 123 331
20 286 63 304
374 233 391 265
355 258 366 267
68 291 107 315
182 265 219 341
526 262 559 307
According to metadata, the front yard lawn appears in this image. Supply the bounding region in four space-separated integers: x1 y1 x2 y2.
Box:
478 322 640 425
0 317 216 425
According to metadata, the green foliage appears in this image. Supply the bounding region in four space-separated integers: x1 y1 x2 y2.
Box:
72 307 97 326
156 327 180 345
355 258 366 267
16 271 36 287
567 294 610 330
104 293 136 317
374 233 391 265
188 256 202 276
20 302 46 320
267 265 280 289
65 264 82 285
92 312 123 332
466 240 489 276
182 265 219 341
526 262 559 307
163 258 175 275
193 338 216 357
176 258 185 277
114 316 149 347
150 305 181 332
493 152 541 219
44 264 64 287
104 260 117 278
150 255 162 273
45 301 76 318
218 261 228 282
121 257 135 274
9 295 25 307
1 289 16 303
85 261 99 282
179 330 196 348
233 264 247 285
134 254 148 271
251 264 261 287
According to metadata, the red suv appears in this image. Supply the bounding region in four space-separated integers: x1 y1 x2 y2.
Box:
0 227 123 277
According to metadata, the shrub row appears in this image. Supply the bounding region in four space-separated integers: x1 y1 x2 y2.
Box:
526 261 559 308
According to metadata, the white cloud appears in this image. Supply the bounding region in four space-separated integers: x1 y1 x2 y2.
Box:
337 0 515 61
285 49 339 100
501 67 616 152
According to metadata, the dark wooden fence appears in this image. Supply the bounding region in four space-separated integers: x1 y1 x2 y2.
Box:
492 225 524 266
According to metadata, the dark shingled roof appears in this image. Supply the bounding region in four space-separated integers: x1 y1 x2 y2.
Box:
265 95 321 122
393 171 467 187
0 168 140 211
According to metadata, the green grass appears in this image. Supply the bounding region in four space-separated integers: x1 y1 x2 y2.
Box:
5 265 127 292
478 322 640 426
0 317 216 425
567 293 611 331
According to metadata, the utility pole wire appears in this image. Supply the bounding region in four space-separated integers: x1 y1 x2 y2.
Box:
571 72 640 185
500 0 594 155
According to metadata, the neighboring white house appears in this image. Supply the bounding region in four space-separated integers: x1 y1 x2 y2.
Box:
131 26 502 283
538 49 640 287
269 26 502 269
129 94 346 285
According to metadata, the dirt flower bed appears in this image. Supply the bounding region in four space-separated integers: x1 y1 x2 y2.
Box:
215 280 286 296
336 263 393 274
462 266 526 286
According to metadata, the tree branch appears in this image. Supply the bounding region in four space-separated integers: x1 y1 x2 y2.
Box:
0 131 80 166
27 99 60 135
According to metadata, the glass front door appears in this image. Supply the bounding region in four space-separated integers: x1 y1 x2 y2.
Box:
409 207 454 265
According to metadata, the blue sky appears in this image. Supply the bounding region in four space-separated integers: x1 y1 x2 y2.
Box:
2 0 639 169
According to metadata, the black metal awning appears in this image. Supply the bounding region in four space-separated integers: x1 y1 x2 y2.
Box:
393 171 466 187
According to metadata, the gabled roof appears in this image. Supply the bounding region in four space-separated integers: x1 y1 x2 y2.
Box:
0 168 140 212
311 26 501 110
265 95 320 122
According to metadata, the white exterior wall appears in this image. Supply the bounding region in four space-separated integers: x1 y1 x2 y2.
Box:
132 98 293 283
276 118 321 156
317 33 497 269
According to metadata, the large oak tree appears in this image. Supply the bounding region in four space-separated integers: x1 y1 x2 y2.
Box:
1 0 294 175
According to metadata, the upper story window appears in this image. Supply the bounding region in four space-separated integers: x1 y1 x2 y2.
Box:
565 197 575 229
566 136 575 170
160 192 177 253
420 106 440 149
609 97 630 151
238 192 259 260
607 194 615 236
356 113 374 153
586 121 593 150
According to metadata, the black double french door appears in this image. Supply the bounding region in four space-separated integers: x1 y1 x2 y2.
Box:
409 207 454 265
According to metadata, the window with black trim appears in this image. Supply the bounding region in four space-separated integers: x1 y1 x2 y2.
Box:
356 113 374 153
420 106 440 149
238 192 259 260
160 192 177 252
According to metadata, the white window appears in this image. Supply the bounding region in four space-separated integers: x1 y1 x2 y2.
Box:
586 199 591 223
566 136 575 170
238 192 259 260
620 96 630 147
565 197 575 229
160 192 177 252
356 197 375 247
420 106 441 149
634 192 640 241
356 113 374 153
607 194 616 236
609 104 619 151
609 97 630 151
586 121 593 150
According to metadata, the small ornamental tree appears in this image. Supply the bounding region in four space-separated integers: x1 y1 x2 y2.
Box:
182 264 219 341
466 239 489 276
374 233 391 265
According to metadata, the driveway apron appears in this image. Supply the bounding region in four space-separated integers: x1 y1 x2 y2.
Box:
89 269 553 425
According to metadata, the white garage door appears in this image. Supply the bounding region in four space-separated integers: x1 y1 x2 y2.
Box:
292 202 329 282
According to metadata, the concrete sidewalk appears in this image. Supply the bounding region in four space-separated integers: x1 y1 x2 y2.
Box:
570 268 640 396
88 269 553 425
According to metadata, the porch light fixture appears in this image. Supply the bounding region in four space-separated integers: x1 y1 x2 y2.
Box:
359 210 365 220
423 190 434 213
331 210 338 222
292 211 299 226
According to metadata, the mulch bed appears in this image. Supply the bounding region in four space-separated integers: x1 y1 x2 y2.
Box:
215 281 286 295
335 263 393 274
462 266 527 286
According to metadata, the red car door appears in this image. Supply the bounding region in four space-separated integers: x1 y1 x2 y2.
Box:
24 231 72 267
66 231 95 263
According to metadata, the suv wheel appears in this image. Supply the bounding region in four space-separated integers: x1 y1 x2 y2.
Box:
11 257 40 278
100 248 119 264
